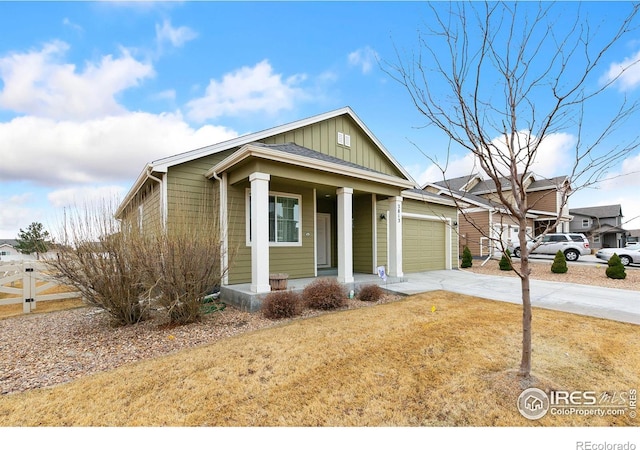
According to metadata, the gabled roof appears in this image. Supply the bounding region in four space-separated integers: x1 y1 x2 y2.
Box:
207 142 416 190
246 142 389 176
569 204 623 219
118 107 416 216
0 239 17 247
429 173 568 195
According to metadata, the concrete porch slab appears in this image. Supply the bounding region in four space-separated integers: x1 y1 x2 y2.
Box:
220 271 406 312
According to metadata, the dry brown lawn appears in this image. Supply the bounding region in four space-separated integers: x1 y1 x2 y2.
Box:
1 291 637 427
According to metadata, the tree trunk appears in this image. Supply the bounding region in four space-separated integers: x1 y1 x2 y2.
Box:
517 226 532 378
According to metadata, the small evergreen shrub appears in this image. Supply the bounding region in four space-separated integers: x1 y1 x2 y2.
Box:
357 284 384 302
303 278 347 310
499 249 513 271
461 246 473 268
605 253 627 280
262 290 302 319
551 250 568 274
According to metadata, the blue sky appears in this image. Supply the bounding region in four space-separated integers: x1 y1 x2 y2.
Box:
1 1 640 240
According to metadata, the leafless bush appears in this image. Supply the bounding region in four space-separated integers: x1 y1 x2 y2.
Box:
303 278 347 310
357 284 384 302
262 290 302 319
135 201 229 325
46 195 231 326
45 200 148 326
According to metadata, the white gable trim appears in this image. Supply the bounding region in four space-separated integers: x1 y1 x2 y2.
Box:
208 143 416 190
117 107 417 217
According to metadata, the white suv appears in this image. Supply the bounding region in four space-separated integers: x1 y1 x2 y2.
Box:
511 233 590 261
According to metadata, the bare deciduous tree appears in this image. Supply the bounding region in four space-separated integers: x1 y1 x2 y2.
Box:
388 1 640 378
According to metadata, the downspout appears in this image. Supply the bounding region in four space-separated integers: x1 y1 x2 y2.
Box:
146 168 165 230
210 170 229 286
481 209 494 266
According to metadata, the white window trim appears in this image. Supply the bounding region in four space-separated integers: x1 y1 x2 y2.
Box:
246 189 302 247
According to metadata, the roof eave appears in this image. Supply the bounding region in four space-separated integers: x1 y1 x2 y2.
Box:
207 144 415 190
115 164 166 219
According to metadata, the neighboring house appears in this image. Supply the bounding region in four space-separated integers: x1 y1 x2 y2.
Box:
569 204 626 249
0 239 36 262
425 173 572 257
116 107 458 300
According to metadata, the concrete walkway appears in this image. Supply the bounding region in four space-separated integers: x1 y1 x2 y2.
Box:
385 270 640 325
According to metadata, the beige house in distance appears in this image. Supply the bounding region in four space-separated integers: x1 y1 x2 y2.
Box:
116 107 458 309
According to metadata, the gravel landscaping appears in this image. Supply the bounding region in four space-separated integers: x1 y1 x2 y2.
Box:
463 258 640 290
0 295 399 395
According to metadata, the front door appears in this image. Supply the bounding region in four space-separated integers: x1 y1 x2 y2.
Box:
316 213 331 268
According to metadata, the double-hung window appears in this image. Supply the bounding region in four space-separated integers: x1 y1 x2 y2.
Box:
247 190 301 246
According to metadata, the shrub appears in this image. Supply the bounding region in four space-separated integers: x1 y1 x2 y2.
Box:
606 253 627 280
499 249 513 271
551 250 568 274
262 290 302 319
461 246 473 268
45 199 149 326
357 284 384 302
137 202 228 325
46 196 232 327
303 278 347 310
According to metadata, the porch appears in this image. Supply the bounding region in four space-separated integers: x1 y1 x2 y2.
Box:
220 270 407 312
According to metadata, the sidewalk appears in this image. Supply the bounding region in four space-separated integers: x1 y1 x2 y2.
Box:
385 270 640 325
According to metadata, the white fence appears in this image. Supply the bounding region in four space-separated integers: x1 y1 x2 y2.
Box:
0 261 82 313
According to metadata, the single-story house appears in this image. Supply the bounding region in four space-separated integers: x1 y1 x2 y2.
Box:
116 107 458 306
0 239 36 262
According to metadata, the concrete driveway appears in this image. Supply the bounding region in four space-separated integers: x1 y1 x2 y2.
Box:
386 270 640 325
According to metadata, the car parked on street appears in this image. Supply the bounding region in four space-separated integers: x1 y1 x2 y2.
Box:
595 243 640 266
510 233 590 261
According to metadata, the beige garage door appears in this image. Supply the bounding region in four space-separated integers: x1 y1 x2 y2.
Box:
403 218 446 272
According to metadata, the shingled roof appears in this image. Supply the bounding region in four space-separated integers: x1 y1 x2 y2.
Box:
432 173 568 195
251 142 387 175
569 204 623 219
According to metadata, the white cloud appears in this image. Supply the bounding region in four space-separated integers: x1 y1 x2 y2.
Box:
600 49 640 91
412 131 576 186
0 40 154 120
409 152 479 187
0 112 238 185
155 19 197 48
621 152 640 177
589 151 640 192
348 46 379 74
48 185 127 208
186 60 309 122
0 193 40 238
62 18 83 33
152 89 176 101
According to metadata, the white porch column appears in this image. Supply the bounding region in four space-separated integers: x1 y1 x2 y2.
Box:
388 196 403 277
337 187 354 283
250 172 271 293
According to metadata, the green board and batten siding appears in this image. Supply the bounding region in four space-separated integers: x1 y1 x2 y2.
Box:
261 115 404 178
226 180 316 285
165 150 236 223
353 194 374 273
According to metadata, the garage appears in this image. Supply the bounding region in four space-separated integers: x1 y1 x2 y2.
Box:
403 217 448 272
